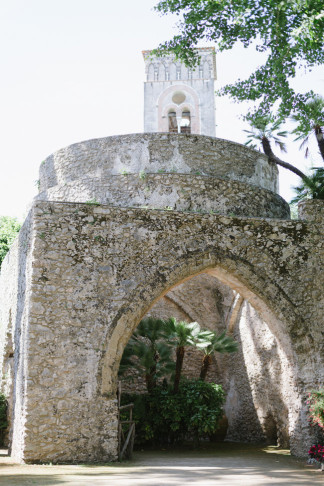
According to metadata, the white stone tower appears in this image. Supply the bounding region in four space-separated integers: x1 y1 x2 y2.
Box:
143 47 216 136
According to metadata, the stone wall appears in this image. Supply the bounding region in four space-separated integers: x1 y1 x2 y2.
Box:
0 212 34 456
37 173 289 219
220 301 299 447
298 199 324 222
1 199 321 462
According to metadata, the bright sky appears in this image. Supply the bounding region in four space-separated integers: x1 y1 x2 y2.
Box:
1 0 323 220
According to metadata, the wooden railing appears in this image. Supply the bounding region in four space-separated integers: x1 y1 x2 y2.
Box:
117 381 135 461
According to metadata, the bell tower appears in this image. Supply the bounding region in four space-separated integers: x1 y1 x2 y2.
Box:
142 47 216 137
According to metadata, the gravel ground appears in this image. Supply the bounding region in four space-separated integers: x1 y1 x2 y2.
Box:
0 443 322 485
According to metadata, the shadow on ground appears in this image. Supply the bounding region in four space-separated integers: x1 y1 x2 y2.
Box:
0 442 322 485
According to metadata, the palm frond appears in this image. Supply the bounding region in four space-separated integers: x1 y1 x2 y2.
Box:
276 131 288 138
134 317 166 342
299 135 310 150
290 95 324 160
274 139 287 153
291 167 324 203
245 113 287 154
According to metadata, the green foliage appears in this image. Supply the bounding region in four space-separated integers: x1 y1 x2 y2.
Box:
139 170 147 180
120 317 238 391
199 331 238 381
203 331 238 356
85 199 100 206
164 317 202 348
0 393 8 431
244 113 308 180
0 216 21 267
153 0 324 119
244 114 288 153
291 167 324 203
164 318 205 392
119 317 174 392
121 380 225 446
308 389 324 430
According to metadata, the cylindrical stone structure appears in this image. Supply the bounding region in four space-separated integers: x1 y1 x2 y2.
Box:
36 133 290 219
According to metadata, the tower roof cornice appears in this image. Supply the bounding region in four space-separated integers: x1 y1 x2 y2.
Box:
142 46 215 58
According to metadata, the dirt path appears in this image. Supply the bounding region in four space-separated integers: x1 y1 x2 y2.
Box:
0 443 322 485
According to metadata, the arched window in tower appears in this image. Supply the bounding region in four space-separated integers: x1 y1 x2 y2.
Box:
147 63 154 81
159 64 165 81
180 111 191 134
169 63 176 80
204 61 210 78
181 64 188 79
168 111 178 133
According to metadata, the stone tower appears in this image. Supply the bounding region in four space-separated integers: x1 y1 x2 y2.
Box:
143 47 216 136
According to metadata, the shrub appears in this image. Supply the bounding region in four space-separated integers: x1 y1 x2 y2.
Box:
0 393 7 429
0 393 7 446
0 216 21 266
308 444 324 463
308 389 324 429
121 380 225 446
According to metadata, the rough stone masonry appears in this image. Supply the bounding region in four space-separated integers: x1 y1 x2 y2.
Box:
0 133 323 463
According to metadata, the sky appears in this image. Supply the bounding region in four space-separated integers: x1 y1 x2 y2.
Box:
0 0 323 220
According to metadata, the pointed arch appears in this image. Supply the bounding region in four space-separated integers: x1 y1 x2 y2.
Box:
203 61 210 78
100 252 303 397
147 63 154 81
158 63 166 81
169 63 176 80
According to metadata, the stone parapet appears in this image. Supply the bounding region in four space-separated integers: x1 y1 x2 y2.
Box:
37 172 289 219
298 199 324 224
38 133 279 194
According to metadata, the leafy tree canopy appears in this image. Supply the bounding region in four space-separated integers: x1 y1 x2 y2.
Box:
154 0 324 118
0 217 21 267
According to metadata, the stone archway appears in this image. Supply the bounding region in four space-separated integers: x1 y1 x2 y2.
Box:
100 253 302 451
0 134 322 464
100 246 305 398
0 199 322 464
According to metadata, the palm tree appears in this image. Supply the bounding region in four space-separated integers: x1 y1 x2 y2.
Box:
244 114 307 180
119 317 173 392
291 95 324 161
164 318 203 393
291 167 324 203
199 331 238 381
